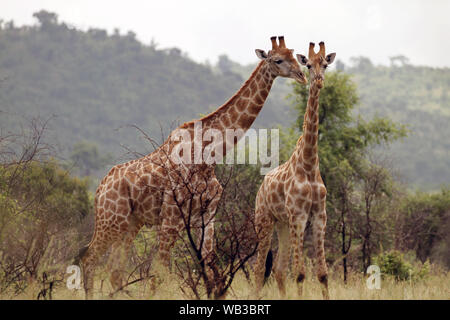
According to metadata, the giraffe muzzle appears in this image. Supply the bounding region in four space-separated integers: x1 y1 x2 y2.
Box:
293 70 308 84
314 76 324 88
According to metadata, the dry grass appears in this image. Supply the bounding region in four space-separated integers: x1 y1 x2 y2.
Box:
2 263 449 300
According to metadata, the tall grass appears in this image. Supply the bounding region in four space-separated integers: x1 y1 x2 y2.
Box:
2 263 448 300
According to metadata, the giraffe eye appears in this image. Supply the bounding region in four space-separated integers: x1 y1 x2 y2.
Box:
323 64 328 69
275 59 283 64
307 64 311 69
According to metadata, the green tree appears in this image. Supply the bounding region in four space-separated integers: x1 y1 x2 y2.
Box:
0 161 93 293
69 141 111 177
395 188 450 267
291 71 407 188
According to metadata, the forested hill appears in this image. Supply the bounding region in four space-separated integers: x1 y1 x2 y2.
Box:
343 57 450 189
0 11 449 189
0 11 293 158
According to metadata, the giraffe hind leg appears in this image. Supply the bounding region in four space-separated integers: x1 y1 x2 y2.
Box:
253 210 274 297
81 235 113 299
108 217 143 296
81 220 126 299
273 223 290 297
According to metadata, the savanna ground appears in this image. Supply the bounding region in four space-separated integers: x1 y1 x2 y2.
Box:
2 261 449 300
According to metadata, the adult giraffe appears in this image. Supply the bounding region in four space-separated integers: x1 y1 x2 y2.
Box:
253 42 335 299
77 36 307 299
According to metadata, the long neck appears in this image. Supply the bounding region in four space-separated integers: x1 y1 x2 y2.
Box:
292 82 321 172
199 60 275 136
167 61 276 165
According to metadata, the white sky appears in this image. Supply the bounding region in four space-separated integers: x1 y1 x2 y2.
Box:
0 0 449 67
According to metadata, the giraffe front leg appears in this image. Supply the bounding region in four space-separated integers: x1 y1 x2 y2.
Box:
286 205 309 298
197 215 216 297
311 197 329 300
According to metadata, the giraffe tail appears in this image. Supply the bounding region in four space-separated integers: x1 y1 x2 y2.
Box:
263 250 273 285
73 245 89 266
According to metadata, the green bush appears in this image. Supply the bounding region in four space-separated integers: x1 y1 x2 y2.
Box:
375 251 430 281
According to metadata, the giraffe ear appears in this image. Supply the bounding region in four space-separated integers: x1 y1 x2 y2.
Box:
326 53 336 64
296 54 308 66
255 49 268 60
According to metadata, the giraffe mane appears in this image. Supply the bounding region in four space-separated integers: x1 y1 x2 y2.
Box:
181 60 266 127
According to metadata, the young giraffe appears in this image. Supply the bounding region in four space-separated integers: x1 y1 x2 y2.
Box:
78 36 307 299
253 42 336 299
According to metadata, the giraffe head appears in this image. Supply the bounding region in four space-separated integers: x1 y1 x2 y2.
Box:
255 36 307 84
296 41 336 89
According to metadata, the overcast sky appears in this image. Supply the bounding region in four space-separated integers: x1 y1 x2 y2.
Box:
1 0 449 67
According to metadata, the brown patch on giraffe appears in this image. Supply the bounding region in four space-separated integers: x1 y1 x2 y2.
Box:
222 113 231 127
300 186 311 198
303 162 313 172
319 186 327 199
117 198 128 207
127 172 138 184
104 209 112 219
106 190 119 201
137 175 150 188
260 88 269 99
277 183 283 194
303 146 313 159
295 197 304 208
142 199 153 211
117 203 128 215
254 94 264 105
242 88 251 98
249 81 258 95
229 108 239 123
248 103 262 115
236 98 248 112
312 191 319 202
151 207 160 216
296 170 306 183
238 113 254 129
271 193 279 203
